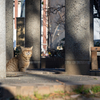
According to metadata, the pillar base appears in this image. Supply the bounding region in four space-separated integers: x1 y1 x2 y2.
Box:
65 61 90 75
0 72 6 78
28 61 40 69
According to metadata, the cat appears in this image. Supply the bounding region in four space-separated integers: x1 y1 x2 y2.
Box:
6 46 33 72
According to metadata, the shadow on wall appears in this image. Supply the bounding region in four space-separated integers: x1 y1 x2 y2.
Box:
0 83 16 100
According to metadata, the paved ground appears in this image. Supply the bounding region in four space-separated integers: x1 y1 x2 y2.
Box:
2 74 100 86
1 69 100 86
0 69 100 99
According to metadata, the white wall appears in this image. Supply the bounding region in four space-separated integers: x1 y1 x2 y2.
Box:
94 18 100 40
93 6 100 40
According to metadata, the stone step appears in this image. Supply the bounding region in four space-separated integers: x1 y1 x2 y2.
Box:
6 70 65 77
1 84 100 100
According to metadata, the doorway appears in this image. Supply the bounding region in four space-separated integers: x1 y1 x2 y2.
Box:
41 0 65 69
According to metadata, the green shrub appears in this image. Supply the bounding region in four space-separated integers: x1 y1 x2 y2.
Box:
91 86 100 93
74 86 90 94
34 92 43 99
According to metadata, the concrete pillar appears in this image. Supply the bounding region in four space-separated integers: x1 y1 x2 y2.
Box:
65 0 93 75
0 0 6 78
25 0 40 69
6 0 13 62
